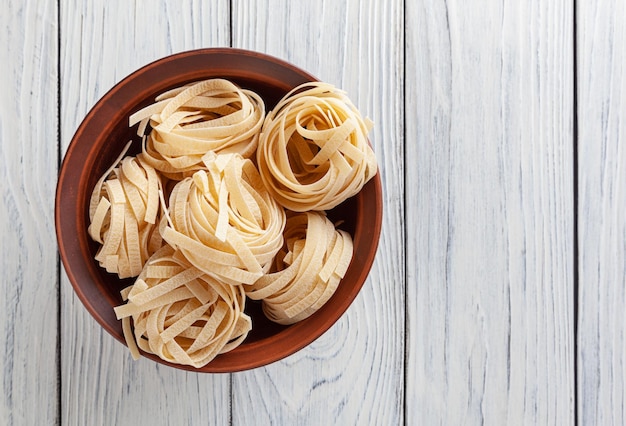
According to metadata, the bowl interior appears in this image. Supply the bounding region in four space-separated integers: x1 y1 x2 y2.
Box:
56 48 382 372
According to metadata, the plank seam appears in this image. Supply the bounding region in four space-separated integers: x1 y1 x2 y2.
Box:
56 0 63 424
402 0 408 424
229 0 233 48
573 0 579 423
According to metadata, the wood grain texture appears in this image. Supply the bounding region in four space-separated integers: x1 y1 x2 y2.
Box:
405 1 574 424
231 1 405 424
577 1 626 424
0 1 59 424
59 1 231 425
5 0 613 424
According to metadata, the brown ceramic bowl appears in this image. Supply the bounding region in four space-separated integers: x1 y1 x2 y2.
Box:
55 48 382 372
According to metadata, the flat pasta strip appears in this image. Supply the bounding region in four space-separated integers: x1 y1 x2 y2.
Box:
245 211 354 325
115 245 251 368
257 82 378 211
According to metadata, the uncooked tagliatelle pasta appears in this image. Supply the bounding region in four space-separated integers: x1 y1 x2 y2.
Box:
245 211 353 325
88 144 164 279
114 245 251 368
129 78 265 180
256 82 378 212
160 152 286 286
86 77 377 368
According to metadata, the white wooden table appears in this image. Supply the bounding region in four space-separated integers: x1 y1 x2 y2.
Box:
1 0 624 424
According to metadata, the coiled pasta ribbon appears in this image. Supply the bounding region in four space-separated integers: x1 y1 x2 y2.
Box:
245 211 353 325
130 78 265 180
87 79 378 367
257 82 377 211
161 152 286 286
114 245 251 368
88 144 163 279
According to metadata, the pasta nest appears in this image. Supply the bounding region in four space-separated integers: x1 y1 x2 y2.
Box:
161 152 286 286
87 78 379 367
246 211 353 325
88 148 164 279
130 78 265 180
114 245 251 368
257 82 378 211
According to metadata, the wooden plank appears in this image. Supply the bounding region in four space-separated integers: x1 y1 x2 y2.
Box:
0 1 59 424
577 1 626 424
59 1 231 425
231 1 404 424
405 0 574 424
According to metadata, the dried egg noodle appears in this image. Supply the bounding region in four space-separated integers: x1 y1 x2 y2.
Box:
86 78 377 367
245 211 353 325
88 146 164 279
161 152 286 286
257 82 377 211
129 78 265 180
114 245 251 368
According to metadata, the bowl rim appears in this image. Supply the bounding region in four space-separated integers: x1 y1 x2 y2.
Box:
55 47 383 372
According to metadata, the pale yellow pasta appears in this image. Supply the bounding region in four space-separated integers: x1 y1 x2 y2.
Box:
245 211 353 325
88 149 164 279
86 78 374 368
130 78 265 180
115 245 251 368
160 152 286 286
257 82 378 211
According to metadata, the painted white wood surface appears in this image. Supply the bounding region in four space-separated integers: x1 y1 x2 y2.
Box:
0 1 59 424
3 0 626 425
405 1 575 424
577 1 626 424
59 2 232 425
230 1 405 424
